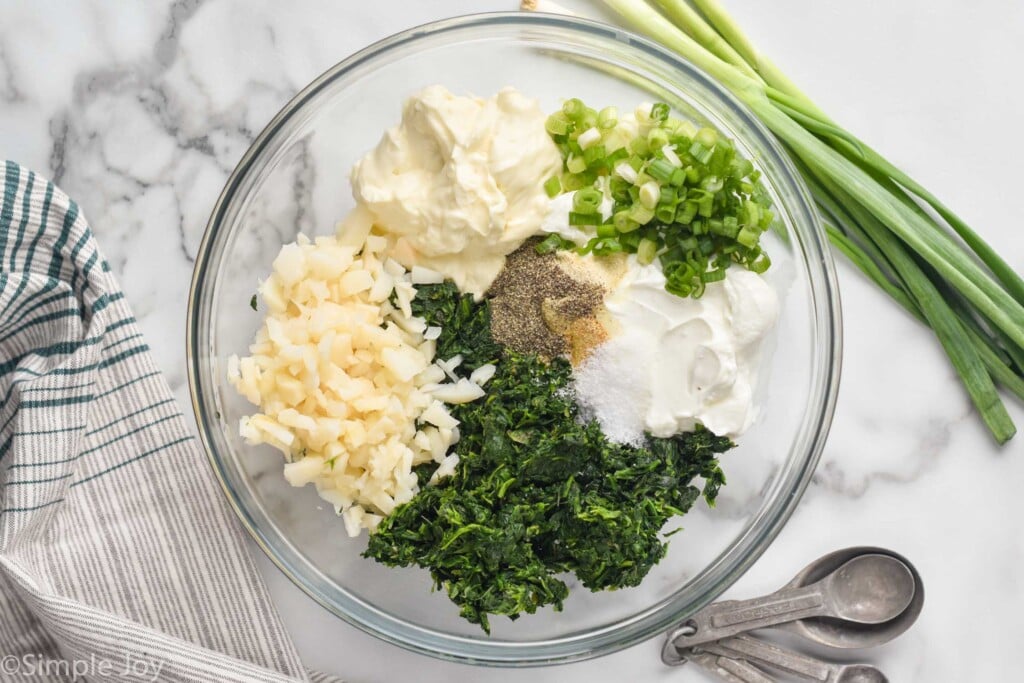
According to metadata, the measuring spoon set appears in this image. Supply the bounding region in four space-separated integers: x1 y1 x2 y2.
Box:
661 547 924 682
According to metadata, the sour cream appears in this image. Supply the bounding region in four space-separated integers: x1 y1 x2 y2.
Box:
539 178 614 247
351 85 562 296
572 258 778 441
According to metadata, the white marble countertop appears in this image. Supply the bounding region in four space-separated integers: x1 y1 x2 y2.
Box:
2 1 1022 680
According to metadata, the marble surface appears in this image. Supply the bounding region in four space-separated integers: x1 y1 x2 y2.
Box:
2 1 1022 680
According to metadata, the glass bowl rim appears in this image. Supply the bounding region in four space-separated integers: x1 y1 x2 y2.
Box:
186 11 842 667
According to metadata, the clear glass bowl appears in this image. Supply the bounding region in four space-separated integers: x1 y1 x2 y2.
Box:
187 12 841 666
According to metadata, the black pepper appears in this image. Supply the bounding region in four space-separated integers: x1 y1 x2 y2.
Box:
487 239 605 359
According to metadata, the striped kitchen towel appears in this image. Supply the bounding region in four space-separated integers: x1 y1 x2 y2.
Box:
0 161 341 682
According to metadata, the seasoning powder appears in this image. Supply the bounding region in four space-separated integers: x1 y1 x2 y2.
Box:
487 241 607 361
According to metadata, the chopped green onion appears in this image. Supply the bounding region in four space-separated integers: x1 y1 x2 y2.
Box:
593 237 625 255
648 127 670 150
614 161 639 184
637 238 658 264
609 176 631 200
741 199 760 226
545 112 571 137
656 205 677 223
629 137 650 156
676 120 698 139
697 194 715 217
543 175 562 198
535 233 571 255
574 187 604 212
607 147 629 165
627 204 655 224
749 252 771 274
598 106 619 129
695 127 718 148
562 98 585 120
736 226 759 248
569 211 601 226
648 158 676 183
676 201 699 224
613 210 640 233
578 127 602 150
702 175 724 192
561 173 586 192
732 157 755 179
618 230 643 250
677 236 699 251
543 94 773 309
689 142 713 165
662 144 683 167
639 181 661 209
583 144 607 167
566 154 587 174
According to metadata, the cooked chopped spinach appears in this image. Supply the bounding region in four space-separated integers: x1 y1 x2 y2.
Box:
405 280 503 367
364 282 733 633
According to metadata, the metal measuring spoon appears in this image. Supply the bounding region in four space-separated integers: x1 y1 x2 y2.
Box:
774 546 924 649
687 650 777 683
669 552 916 649
698 634 888 683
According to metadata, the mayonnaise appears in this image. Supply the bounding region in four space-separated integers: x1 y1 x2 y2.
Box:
350 85 562 296
572 258 778 441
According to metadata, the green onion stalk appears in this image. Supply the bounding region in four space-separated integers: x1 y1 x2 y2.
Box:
524 0 1024 443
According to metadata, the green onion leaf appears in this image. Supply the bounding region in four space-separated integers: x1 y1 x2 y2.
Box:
651 102 670 121
562 97 585 120
637 238 658 264
569 211 602 226
543 175 562 199
535 233 570 255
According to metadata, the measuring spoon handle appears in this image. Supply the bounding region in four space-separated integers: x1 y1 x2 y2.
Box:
675 586 828 647
689 651 777 683
702 634 834 682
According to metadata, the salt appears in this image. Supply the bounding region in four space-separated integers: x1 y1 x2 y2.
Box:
571 328 652 446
